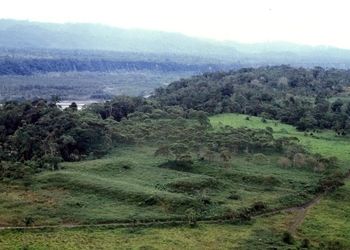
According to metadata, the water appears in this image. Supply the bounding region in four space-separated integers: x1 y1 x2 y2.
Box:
57 100 100 110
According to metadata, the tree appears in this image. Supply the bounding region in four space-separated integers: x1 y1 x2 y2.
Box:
331 99 344 113
296 114 317 131
169 143 190 161
68 102 78 111
196 111 211 128
219 149 231 168
154 145 172 159
50 95 61 104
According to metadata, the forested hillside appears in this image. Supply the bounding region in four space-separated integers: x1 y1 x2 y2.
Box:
0 57 224 76
155 66 350 132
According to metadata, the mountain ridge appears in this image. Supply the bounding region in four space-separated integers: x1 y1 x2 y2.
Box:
1 19 350 68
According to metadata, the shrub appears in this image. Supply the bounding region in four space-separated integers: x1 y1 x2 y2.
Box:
0 161 33 180
278 192 310 207
293 153 307 168
223 209 236 221
316 171 345 192
282 231 294 244
235 208 251 223
262 176 281 186
265 126 273 133
250 201 267 213
252 153 269 165
228 192 241 200
305 156 319 170
185 208 197 227
320 240 346 250
118 161 134 170
241 174 281 187
166 176 217 193
301 238 311 248
24 216 34 227
142 196 159 206
277 157 292 168
320 156 339 169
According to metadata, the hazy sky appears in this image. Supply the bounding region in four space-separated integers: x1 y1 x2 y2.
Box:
1 0 350 48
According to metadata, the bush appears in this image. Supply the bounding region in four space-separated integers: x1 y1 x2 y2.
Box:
166 176 217 193
293 153 307 168
250 201 267 213
265 126 273 133
0 161 33 180
278 192 310 207
235 208 252 223
23 216 34 227
118 161 134 170
158 159 193 172
320 240 346 250
282 231 294 244
252 153 269 165
277 157 292 168
228 192 241 200
185 208 197 227
316 171 345 192
262 176 281 186
142 196 159 206
301 238 310 248
241 174 281 187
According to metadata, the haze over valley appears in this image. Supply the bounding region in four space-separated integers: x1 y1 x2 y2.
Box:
2 19 350 101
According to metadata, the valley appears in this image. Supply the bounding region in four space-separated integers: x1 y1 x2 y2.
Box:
1 18 350 249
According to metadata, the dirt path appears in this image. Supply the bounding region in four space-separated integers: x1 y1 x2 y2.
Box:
286 195 322 235
286 170 350 235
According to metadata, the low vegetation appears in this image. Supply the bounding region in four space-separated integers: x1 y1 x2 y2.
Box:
1 65 350 249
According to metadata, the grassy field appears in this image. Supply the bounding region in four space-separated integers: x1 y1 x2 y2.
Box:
211 113 350 248
0 214 294 250
299 181 350 248
211 113 350 170
0 143 321 227
1 113 349 249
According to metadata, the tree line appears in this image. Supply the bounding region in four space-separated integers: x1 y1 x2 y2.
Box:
154 65 350 133
0 58 224 76
0 93 338 180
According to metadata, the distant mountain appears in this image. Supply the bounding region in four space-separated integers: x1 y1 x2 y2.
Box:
1 19 350 68
0 19 239 59
227 41 350 68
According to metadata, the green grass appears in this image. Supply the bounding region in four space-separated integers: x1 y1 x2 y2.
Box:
211 113 350 170
0 225 246 250
0 214 295 250
2 113 349 249
299 181 350 248
211 113 350 248
0 141 322 227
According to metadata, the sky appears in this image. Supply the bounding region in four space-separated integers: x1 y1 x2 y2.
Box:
1 0 350 49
